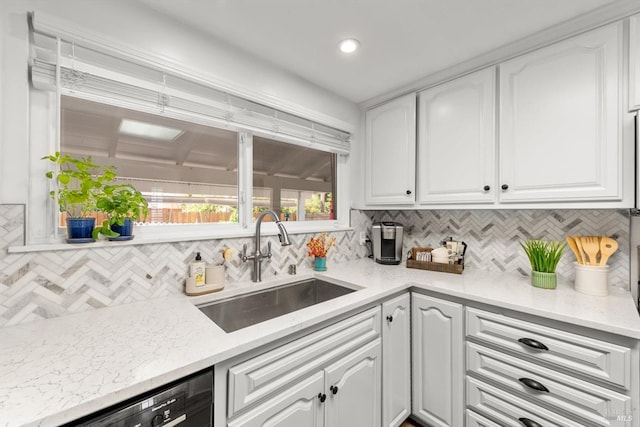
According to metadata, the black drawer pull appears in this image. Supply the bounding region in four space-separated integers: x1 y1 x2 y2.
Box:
518 377 550 392
518 338 549 351
318 393 326 403
518 418 543 427
386 315 393 322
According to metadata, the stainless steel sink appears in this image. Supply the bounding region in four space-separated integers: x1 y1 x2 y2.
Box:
197 278 357 332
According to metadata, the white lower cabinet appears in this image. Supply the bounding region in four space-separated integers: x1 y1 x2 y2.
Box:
221 305 383 427
382 293 411 427
228 372 325 427
411 293 464 427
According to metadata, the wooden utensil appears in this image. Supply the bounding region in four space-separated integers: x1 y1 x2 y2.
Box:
565 236 583 264
598 237 618 266
581 236 601 266
574 237 588 265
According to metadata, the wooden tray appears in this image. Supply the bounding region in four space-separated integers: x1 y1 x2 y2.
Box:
406 247 464 274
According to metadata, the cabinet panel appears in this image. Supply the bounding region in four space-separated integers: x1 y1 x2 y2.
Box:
417 67 496 204
499 22 623 203
411 293 463 427
630 14 640 111
466 307 632 389
365 94 416 204
228 371 324 427
467 376 585 427
466 410 502 427
228 307 380 416
467 342 631 425
325 339 381 427
382 293 411 427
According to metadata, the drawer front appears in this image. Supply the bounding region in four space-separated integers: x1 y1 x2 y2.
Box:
467 342 631 425
467 376 586 427
466 307 632 388
466 410 503 427
228 306 381 416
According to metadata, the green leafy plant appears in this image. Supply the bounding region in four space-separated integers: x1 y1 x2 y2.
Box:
43 152 116 218
520 240 565 273
93 183 149 239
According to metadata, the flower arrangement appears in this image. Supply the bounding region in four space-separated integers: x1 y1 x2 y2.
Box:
307 233 336 258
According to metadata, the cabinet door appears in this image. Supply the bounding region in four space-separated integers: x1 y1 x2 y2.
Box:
412 293 463 427
630 14 640 111
325 339 382 427
365 93 416 205
382 293 411 427
228 371 324 427
417 67 496 204
499 22 624 203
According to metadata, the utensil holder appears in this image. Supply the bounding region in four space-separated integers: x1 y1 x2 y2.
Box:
574 262 609 296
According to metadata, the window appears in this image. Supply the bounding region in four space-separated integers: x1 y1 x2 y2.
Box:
61 96 239 226
252 136 337 222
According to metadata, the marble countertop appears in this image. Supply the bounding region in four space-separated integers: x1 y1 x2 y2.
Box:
1 259 639 426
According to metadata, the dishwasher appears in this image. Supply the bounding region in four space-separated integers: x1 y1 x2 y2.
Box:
66 369 213 427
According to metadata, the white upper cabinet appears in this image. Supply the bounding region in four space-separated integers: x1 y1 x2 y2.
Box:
499 22 626 204
630 14 640 111
365 93 416 204
417 67 496 204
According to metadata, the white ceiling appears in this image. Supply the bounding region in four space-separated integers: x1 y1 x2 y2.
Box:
135 0 619 103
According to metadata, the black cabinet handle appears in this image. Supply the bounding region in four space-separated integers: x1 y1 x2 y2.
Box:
518 338 549 351
386 315 393 322
518 418 543 427
406 190 412 195
483 185 490 191
318 393 326 403
501 184 509 190
330 385 339 395
519 377 550 393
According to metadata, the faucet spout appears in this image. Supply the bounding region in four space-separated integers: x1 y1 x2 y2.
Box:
245 209 292 282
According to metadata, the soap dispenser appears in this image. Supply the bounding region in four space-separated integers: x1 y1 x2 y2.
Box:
190 252 206 286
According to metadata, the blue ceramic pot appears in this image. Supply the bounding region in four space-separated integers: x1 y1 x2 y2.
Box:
66 217 95 240
110 218 133 236
314 257 327 271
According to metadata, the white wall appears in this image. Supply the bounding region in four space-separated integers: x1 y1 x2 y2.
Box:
0 0 361 207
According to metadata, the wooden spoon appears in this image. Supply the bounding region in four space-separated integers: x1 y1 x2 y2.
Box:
565 236 583 264
574 237 588 265
581 236 601 266
598 237 618 266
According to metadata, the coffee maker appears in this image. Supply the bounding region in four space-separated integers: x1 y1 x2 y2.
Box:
371 222 403 265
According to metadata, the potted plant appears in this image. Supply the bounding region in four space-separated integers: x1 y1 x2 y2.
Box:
43 152 116 242
520 239 565 289
306 233 336 271
93 183 149 240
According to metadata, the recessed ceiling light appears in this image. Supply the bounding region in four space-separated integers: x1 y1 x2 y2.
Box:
119 119 184 141
338 38 360 54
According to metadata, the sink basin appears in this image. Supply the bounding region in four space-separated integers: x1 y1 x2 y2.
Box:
197 278 357 332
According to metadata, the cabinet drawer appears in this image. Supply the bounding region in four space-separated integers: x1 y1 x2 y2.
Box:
466 410 502 427
467 342 631 425
467 376 586 427
466 307 632 388
228 306 381 416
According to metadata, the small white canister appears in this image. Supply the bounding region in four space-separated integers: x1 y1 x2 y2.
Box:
574 262 609 296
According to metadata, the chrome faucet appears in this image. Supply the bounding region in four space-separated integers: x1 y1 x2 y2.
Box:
241 209 291 282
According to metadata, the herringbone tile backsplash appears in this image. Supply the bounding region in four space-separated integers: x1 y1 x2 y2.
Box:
0 204 631 327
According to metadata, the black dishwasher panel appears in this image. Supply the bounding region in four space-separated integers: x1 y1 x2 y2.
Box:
66 368 213 427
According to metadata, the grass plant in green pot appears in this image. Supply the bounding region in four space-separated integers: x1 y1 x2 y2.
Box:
43 152 116 242
93 183 149 241
520 240 565 289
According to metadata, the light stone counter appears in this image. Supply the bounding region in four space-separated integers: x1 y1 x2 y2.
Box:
0 259 639 426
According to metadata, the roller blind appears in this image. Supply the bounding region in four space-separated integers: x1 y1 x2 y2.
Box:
28 13 351 154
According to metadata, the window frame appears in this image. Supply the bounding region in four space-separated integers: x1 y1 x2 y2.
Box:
27 89 350 247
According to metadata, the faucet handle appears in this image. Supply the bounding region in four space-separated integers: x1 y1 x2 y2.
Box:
266 241 272 259
241 244 248 262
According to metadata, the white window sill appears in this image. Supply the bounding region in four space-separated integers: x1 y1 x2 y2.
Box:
8 221 353 253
